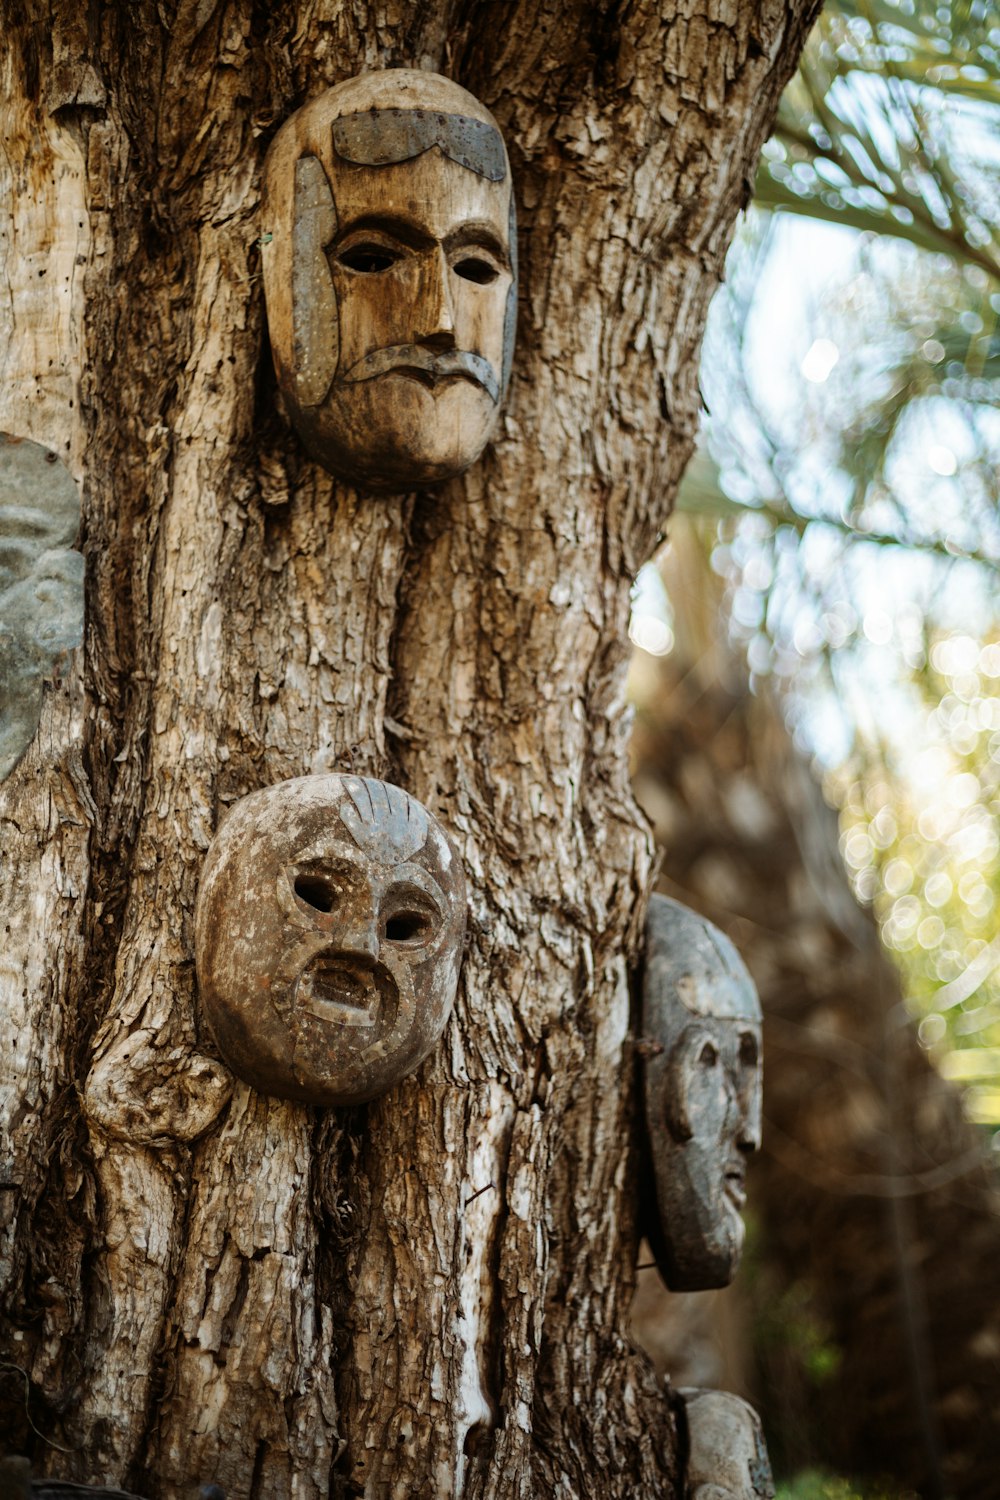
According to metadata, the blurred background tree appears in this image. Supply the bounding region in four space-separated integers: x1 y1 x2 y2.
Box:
627 2 1000 1496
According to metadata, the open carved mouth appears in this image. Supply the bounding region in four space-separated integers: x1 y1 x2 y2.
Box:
723 1159 746 1211
296 956 384 1028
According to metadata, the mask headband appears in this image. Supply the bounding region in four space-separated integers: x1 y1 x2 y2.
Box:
331 107 507 181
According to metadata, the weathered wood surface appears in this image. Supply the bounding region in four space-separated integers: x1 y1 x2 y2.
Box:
1 5 819 1496
641 894 762 1292
261 70 516 490
194 773 467 1106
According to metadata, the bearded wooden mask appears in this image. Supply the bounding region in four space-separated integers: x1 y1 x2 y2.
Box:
195 775 467 1106
261 70 517 492
641 895 763 1291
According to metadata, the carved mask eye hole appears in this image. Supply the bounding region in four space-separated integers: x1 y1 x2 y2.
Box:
337 243 403 274
698 1040 719 1069
739 1033 759 1068
383 888 441 947
452 255 499 285
294 873 340 913
385 911 433 942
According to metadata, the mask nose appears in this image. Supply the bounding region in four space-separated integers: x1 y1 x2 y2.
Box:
329 889 380 966
736 1075 762 1154
414 245 456 349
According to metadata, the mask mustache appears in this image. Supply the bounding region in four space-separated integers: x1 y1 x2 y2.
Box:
339 345 500 404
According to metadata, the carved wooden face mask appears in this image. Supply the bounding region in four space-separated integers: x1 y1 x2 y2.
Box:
262 70 517 491
641 895 763 1291
679 1389 774 1500
195 775 467 1106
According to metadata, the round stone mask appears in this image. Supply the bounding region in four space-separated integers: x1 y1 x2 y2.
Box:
641 894 763 1291
679 1388 775 1500
261 69 517 492
195 774 467 1106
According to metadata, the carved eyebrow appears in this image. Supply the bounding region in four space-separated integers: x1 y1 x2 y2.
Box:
331 214 510 267
443 221 510 267
389 864 448 909
331 213 437 252
671 1021 715 1056
386 875 444 905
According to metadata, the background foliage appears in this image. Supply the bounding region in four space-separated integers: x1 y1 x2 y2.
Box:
626 8 1000 1492
650 0 1000 1127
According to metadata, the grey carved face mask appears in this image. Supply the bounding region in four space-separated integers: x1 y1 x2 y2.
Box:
679 1388 775 1500
261 69 517 492
641 894 763 1291
0 434 83 781
195 774 467 1106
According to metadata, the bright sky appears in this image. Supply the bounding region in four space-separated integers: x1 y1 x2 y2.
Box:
631 210 1000 773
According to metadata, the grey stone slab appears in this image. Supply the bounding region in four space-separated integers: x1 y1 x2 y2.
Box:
0 433 83 780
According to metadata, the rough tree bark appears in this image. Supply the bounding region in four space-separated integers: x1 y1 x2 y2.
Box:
0 6 817 1496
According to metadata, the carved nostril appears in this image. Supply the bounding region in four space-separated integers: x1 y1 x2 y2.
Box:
332 921 380 964
418 327 456 351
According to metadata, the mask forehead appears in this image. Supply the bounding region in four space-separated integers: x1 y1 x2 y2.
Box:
335 773 457 888
682 1389 771 1497
197 772 466 930
644 893 761 1032
673 969 759 1023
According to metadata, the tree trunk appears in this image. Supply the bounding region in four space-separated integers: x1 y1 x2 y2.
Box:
0 7 817 1496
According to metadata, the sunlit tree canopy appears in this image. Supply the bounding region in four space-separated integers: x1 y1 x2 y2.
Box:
632 0 1000 1129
